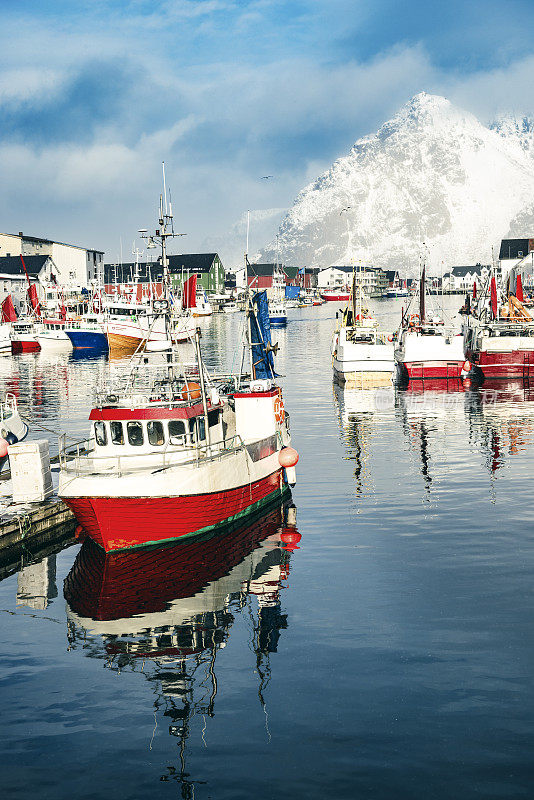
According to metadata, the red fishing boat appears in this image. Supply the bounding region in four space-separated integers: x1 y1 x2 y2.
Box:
463 273 534 379
59 190 298 553
395 267 464 381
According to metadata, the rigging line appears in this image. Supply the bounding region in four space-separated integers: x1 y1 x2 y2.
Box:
149 708 158 751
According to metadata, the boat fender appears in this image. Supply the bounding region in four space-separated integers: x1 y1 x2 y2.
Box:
279 446 298 467
4 432 18 445
462 360 471 374
280 527 301 550
387 334 393 342
0 439 9 458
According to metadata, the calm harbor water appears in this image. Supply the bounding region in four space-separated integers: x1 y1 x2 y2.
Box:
1 298 534 799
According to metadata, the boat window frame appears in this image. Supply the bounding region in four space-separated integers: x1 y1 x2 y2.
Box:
127 421 144 447
94 421 108 447
168 419 187 446
110 420 125 445
147 420 165 446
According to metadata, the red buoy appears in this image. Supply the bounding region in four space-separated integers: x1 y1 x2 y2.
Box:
0 439 9 458
278 447 299 468
280 529 301 551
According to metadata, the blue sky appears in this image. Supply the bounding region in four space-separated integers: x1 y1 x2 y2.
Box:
2 0 534 266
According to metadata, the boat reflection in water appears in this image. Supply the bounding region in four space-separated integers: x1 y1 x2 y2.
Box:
64 501 300 794
466 378 534 475
333 381 394 495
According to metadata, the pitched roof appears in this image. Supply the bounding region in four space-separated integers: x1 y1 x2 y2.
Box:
450 264 490 277
0 254 51 276
499 239 533 260
323 265 382 273
167 254 220 273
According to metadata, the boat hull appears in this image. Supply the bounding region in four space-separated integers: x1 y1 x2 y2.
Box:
62 469 284 552
321 293 350 302
66 330 108 350
468 349 534 379
398 360 464 380
11 339 40 354
269 316 287 326
107 332 144 355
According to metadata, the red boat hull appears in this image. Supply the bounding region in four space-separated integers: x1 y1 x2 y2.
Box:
12 340 40 353
63 469 284 552
320 293 350 302
469 350 534 379
401 360 463 380
64 506 287 624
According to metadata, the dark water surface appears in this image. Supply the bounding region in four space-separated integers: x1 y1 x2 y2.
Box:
1 299 534 799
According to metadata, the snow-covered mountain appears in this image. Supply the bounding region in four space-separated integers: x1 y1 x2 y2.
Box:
259 93 534 272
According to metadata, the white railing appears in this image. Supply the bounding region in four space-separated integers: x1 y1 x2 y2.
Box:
59 433 246 477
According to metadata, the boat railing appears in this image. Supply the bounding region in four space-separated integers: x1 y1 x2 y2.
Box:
59 432 247 476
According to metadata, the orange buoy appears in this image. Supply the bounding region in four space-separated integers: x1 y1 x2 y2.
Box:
181 382 202 401
278 447 299 468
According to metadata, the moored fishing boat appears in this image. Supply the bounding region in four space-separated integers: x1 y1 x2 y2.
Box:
65 314 108 351
332 271 394 386
35 318 73 350
395 267 464 382
59 187 298 553
321 288 350 302
463 274 534 379
11 318 40 353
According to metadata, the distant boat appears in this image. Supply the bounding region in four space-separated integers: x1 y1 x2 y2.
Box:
321 288 350 302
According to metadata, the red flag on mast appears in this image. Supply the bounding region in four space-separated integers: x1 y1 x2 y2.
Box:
516 274 524 302
490 276 498 319
182 274 197 309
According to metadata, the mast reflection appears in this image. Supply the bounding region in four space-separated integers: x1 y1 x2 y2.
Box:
465 378 534 474
396 379 468 497
333 382 394 495
64 502 300 795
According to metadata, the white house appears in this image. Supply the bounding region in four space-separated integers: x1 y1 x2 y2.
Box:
0 231 103 287
442 264 490 292
318 265 388 296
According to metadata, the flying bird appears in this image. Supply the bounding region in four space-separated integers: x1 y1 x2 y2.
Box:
261 175 274 179
340 206 351 214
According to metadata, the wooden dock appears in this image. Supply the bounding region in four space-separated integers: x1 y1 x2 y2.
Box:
0 499 76 578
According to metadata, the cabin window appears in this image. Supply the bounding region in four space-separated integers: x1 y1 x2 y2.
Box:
127 421 144 446
147 420 165 446
110 421 124 445
94 421 107 447
169 419 186 445
196 417 206 442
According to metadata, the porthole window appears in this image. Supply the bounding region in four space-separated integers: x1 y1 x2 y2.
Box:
94 421 107 446
147 420 165 446
127 421 144 446
110 421 124 445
